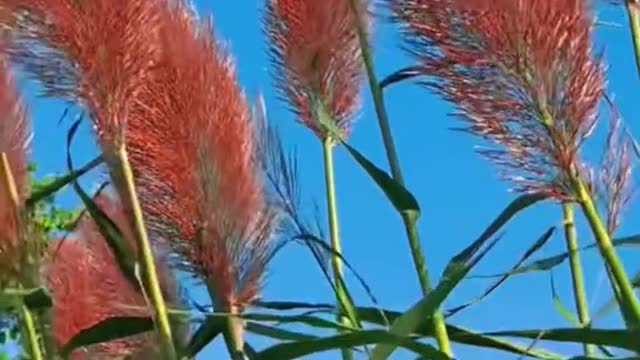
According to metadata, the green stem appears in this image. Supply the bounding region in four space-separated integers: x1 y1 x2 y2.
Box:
322 137 354 360
561 203 595 356
574 178 640 327
346 1 452 356
19 305 43 360
626 1 640 80
222 306 245 360
117 146 177 360
1 153 43 360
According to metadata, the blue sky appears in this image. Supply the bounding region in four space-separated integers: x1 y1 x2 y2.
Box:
11 1 640 359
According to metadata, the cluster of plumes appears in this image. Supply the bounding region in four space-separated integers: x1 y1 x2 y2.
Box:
0 36 31 284
390 0 606 199
45 193 187 359
264 0 368 139
1 0 280 313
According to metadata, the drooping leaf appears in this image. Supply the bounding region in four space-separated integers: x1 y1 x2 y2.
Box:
252 330 448 360
446 227 556 317
60 317 154 357
65 118 137 286
340 142 420 221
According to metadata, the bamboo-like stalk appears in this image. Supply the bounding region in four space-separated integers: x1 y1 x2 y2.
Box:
561 202 595 356
573 178 640 326
1 152 43 360
322 136 354 360
345 0 453 355
626 1 640 80
116 146 177 360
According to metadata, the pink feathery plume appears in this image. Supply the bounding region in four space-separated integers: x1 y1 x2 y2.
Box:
0 37 31 282
390 0 604 199
0 0 163 193
264 0 368 139
124 2 279 312
45 192 186 359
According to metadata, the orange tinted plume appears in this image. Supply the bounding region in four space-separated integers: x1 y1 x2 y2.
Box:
0 0 162 149
45 193 185 359
0 39 31 281
390 0 604 199
125 3 278 311
264 0 367 138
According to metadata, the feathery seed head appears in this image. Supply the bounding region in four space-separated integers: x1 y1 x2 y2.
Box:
390 0 604 199
0 38 31 283
1 0 162 151
45 193 184 359
264 0 368 139
125 2 280 312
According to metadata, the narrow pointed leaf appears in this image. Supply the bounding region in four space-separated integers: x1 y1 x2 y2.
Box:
484 328 640 352
473 234 640 279
342 142 420 220
253 302 562 359
184 316 226 358
446 227 555 317
252 330 448 360
60 317 154 357
371 193 547 359
65 119 137 286
26 155 103 207
247 322 318 342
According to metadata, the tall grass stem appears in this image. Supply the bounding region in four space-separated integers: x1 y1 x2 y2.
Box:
561 202 595 355
345 1 452 355
116 146 178 360
322 137 355 360
575 178 640 326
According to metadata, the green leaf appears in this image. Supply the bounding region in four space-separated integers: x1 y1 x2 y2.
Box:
549 273 580 327
0 288 52 312
371 193 546 360
340 142 420 221
183 316 226 358
252 330 448 360
65 119 137 286
22 287 52 310
0 352 9 360
247 322 318 342
254 302 563 359
484 328 640 352
26 155 103 207
446 227 556 317
60 316 154 356
472 234 640 279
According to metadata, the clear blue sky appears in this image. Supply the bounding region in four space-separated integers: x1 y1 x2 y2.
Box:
14 1 640 359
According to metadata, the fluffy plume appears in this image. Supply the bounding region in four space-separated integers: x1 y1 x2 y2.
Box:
45 193 186 359
0 0 163 182
122 2 280 311
390 0 604 199
2 0 278 312
0 38 31 283
264 0 367 138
